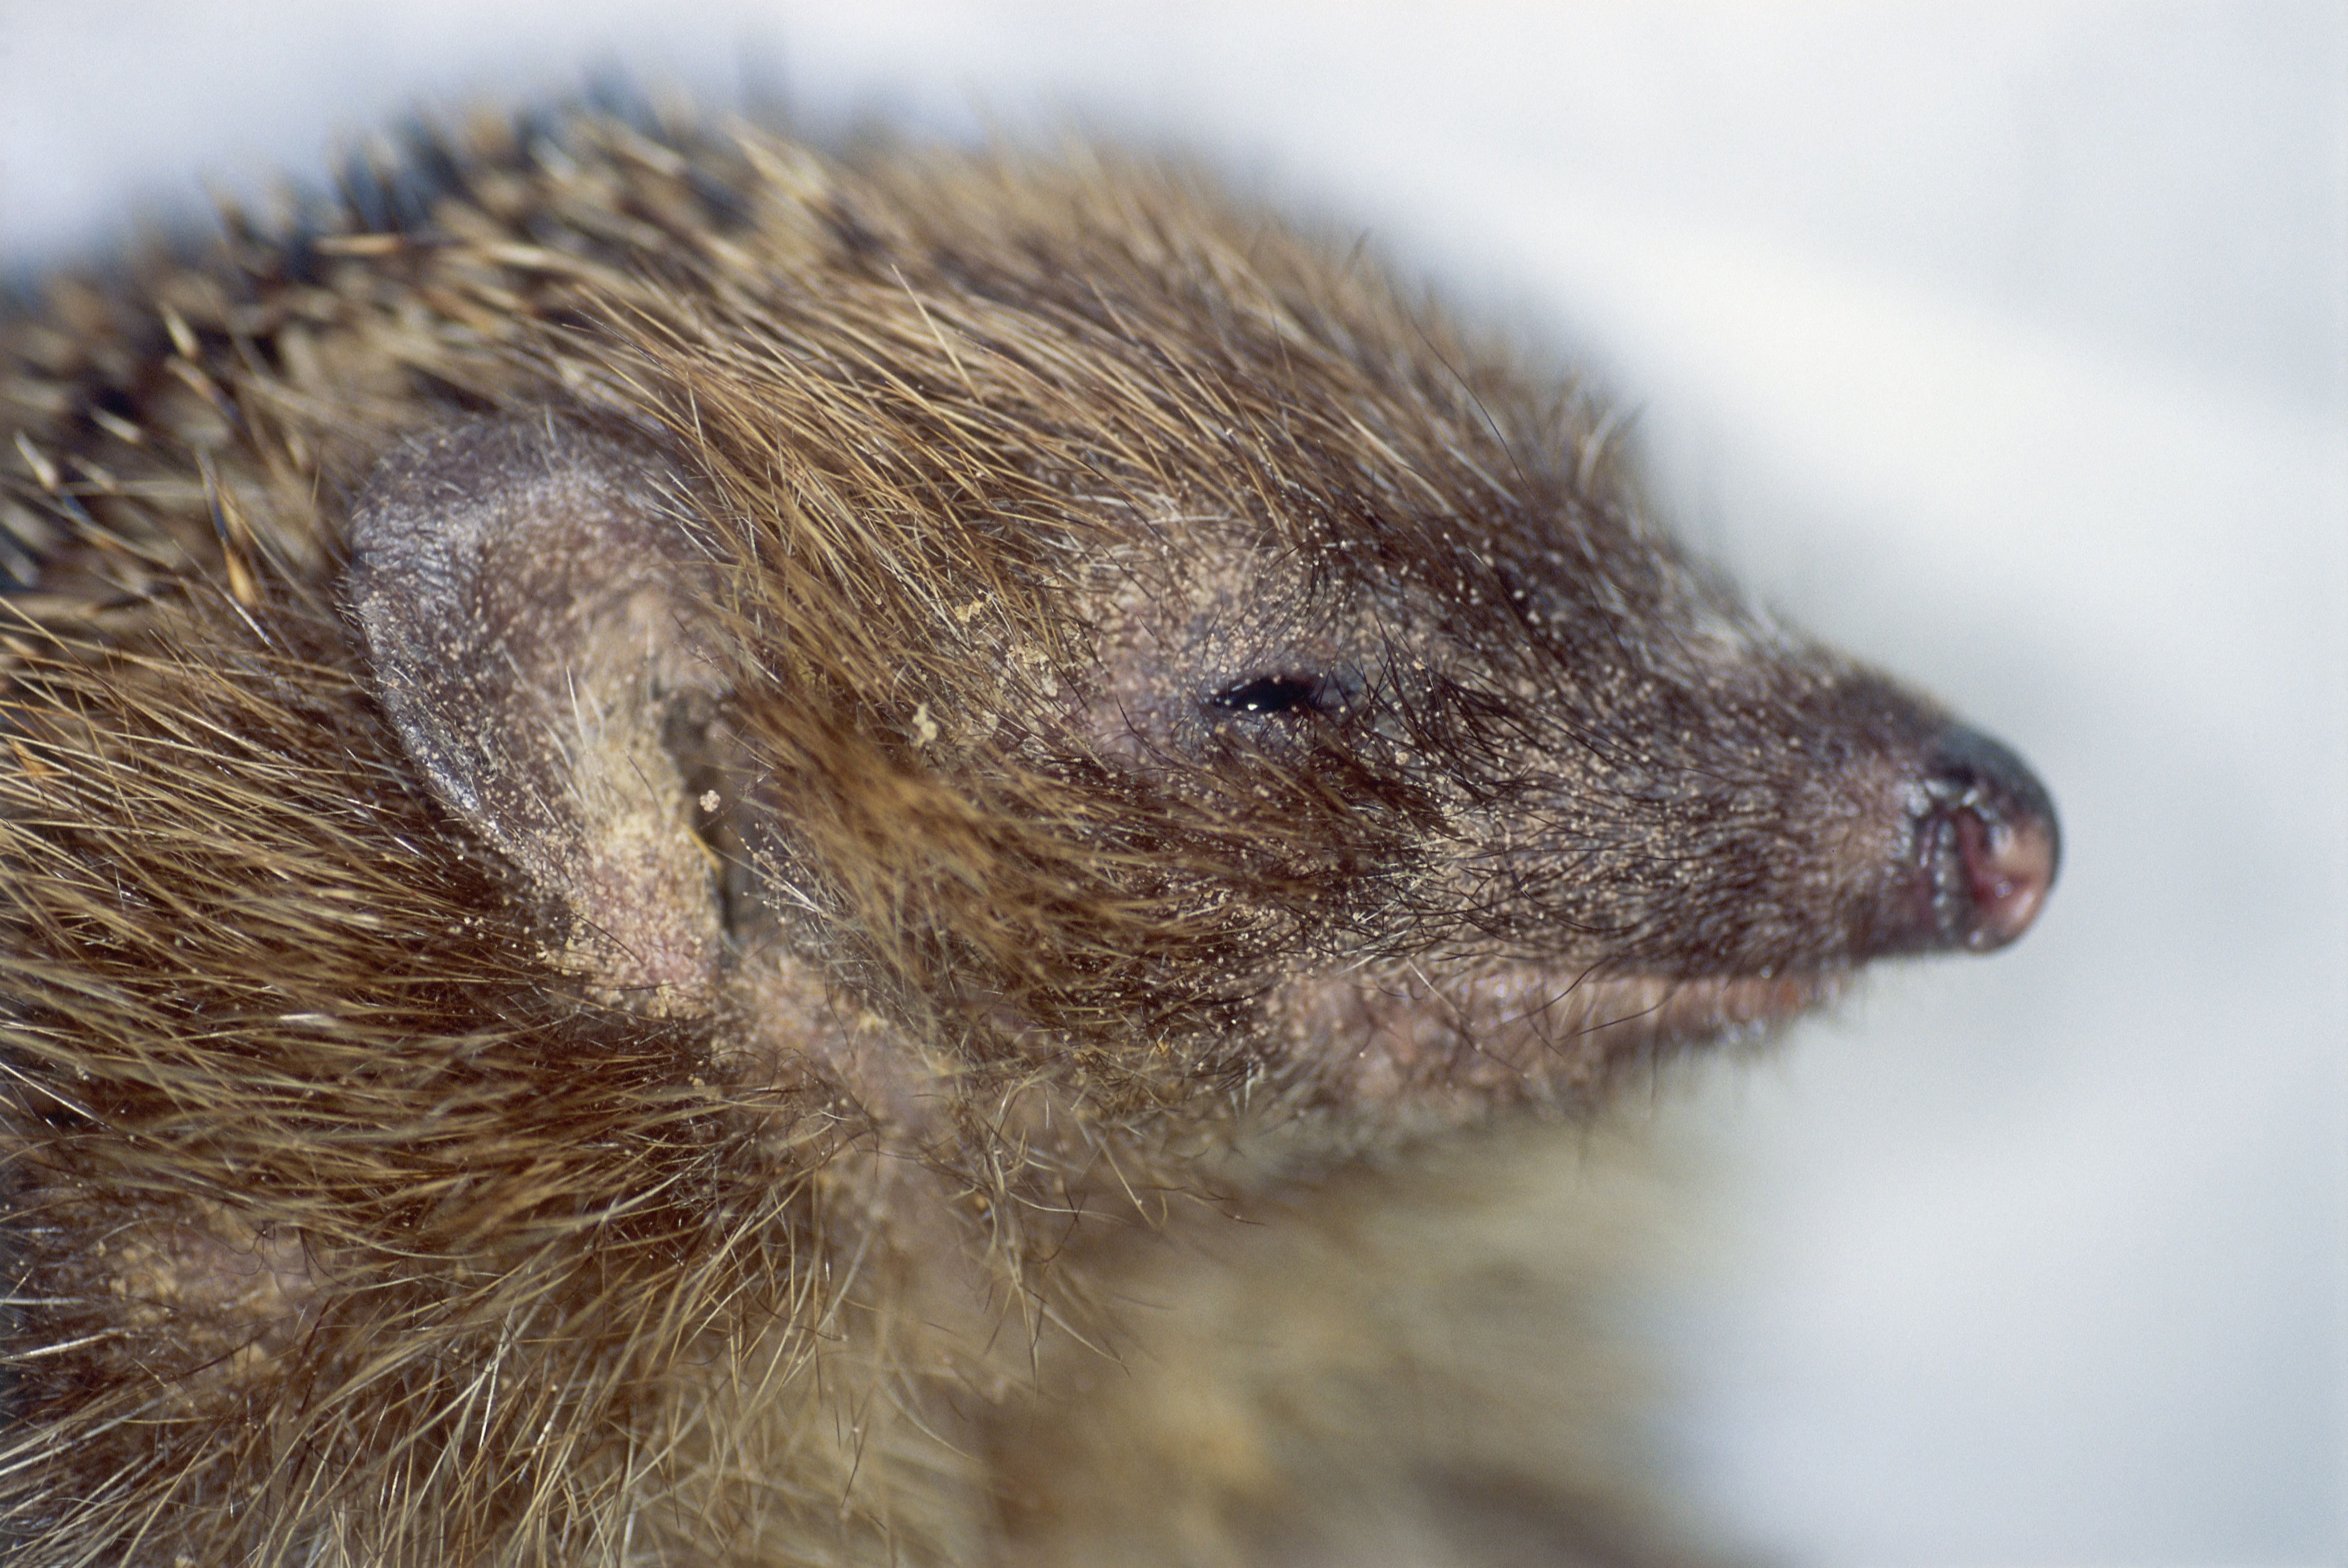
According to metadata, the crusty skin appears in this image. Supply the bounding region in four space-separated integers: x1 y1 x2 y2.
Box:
1 106 2029 1565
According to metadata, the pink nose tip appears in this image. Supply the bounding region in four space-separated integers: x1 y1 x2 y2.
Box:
1912 725 2060 952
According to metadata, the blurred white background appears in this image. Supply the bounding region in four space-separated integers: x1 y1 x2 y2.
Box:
3 4 2341 1563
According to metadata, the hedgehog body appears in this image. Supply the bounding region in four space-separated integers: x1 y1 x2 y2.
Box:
0 109 2056 1566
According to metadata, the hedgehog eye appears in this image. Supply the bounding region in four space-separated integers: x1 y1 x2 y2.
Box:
1212 675 1328 716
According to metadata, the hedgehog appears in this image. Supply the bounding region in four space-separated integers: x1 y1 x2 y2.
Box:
0 104 2057 1567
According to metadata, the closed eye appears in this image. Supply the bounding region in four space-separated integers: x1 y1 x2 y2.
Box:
1211 675 1329 716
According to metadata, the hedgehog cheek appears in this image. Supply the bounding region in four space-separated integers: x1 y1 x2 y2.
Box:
345 415 729 1011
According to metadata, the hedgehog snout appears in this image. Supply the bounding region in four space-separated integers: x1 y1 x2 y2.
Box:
1903 723 2060 953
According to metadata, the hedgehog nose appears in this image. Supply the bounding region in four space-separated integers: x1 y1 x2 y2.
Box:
1909 725 2060 951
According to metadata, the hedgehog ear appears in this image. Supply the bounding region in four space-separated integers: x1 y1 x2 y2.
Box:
346 416 727 1008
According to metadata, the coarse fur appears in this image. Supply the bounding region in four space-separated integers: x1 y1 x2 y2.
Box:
0 103 2055 1565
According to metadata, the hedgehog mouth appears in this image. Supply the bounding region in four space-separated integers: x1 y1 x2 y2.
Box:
1587 968 1844 1041
1269 961 1846 1107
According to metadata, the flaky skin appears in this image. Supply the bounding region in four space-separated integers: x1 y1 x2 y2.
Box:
0 105 2051 1566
